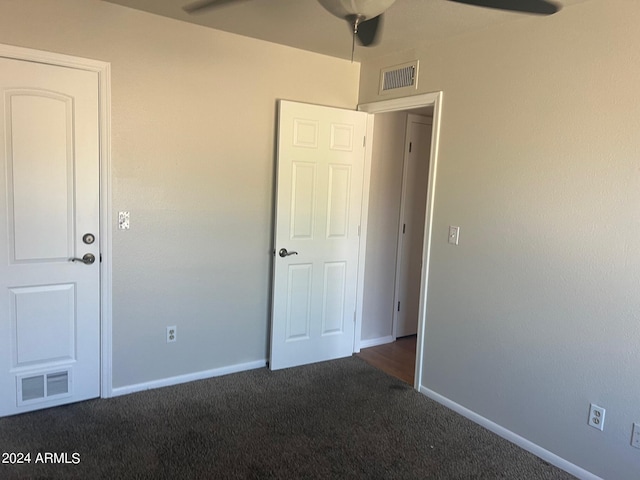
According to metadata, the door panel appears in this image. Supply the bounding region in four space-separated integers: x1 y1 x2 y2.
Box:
326 165 351 237
321 262 346 334
286 264 313 341
271 101 367 370
12 284 76 365
9 92 74 262
291 162 316 238
0 57 100 416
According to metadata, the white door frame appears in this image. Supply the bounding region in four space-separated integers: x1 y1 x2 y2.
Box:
0 44 113 398
356 92 443 389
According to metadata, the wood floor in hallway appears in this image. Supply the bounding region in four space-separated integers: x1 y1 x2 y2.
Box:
357 335 417 385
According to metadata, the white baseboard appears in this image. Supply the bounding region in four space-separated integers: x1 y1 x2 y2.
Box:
419 387 601 480
359 335 395 349
110 359 267 398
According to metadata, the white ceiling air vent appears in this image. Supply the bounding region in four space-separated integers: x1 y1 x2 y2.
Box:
379 61 419 95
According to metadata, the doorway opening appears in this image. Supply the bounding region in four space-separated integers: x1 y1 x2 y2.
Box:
358 334 416 384
393 113 433 340
356 92 442 388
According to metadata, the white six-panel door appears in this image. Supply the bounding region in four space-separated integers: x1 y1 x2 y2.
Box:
0 57 100 416
270 101 367 370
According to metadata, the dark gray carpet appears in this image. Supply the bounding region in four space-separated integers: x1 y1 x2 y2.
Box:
0 356 574 479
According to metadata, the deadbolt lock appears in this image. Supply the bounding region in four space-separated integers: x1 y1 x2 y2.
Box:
83 233 95 245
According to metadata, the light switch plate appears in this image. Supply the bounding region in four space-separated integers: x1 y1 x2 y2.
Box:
118 211 130 230
632 423 640 448
448 226 460 245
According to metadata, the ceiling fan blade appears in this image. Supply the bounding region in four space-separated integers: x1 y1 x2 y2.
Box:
183 0 246 14
356 14 383 47
447 0 559 15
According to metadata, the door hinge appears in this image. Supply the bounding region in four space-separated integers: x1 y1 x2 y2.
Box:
402 224 406 234
409 142 412 153
363 136 366 147
358 225 361 237
100 253 102 263
397 301 401 312
353 311 356 323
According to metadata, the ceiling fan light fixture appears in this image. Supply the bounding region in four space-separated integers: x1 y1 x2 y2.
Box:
317 0 396 20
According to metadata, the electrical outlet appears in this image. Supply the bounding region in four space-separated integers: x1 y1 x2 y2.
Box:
166 326 177 343
588 403 605 431
631 423 640 449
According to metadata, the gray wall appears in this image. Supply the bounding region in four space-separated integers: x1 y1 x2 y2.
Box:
0 0 361 389
361 112 406 342
359 0 640 478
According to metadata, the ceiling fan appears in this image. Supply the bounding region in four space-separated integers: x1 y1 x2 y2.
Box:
183 0 560 52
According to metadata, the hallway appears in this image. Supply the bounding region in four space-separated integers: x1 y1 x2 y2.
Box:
357 335 416 385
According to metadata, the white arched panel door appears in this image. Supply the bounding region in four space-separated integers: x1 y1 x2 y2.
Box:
0 57 100 416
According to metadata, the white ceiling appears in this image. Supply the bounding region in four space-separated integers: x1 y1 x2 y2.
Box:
104 0 589 62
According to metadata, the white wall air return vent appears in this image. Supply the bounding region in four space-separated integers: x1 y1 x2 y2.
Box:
379 61 419 95
16 369 72 406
